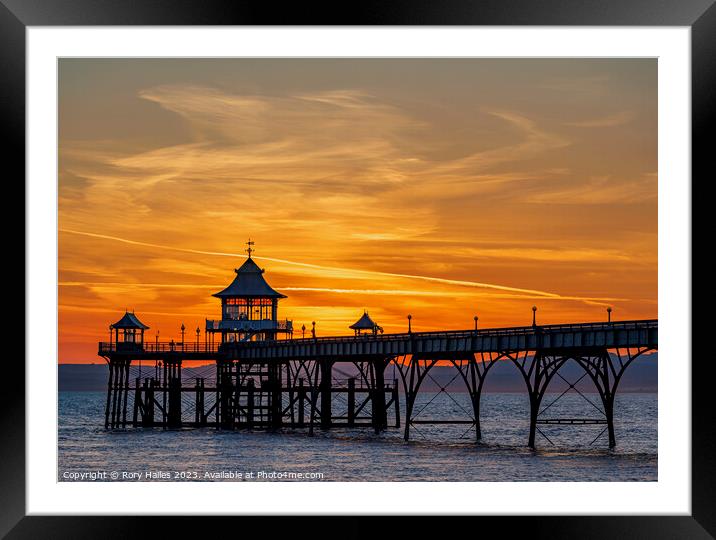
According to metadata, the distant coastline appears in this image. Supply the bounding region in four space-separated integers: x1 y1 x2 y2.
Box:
59 354 657 393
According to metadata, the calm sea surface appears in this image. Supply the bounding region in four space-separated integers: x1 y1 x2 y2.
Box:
59 391 657 482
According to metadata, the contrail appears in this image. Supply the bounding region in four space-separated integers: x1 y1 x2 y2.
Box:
58 228 601 302
58 282 624 303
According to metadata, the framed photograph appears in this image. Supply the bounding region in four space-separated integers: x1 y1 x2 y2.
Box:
5 0 710 536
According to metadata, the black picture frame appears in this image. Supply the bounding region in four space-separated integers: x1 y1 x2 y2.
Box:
3 1 711 537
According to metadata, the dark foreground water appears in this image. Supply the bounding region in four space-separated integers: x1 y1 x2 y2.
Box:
59 391 657 482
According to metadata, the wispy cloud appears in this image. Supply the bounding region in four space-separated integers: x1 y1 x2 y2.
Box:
566 111 635 128
523 174 657 205
60 228 589 299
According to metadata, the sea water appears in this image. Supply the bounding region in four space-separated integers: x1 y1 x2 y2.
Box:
58 391 657 482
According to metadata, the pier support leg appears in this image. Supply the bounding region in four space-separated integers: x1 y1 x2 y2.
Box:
199 379 206 426
132 377 141 427
298 378 305 427
109 360 128 428
270 363 282 428
450 354 497 442
309 361 320 436
473 394 481 441
403 360 417 441
109 361 122 429
347 377 355 426
572 348 651 449
217 361 233 430
598 352 617 449
605 397 616 449
143 379 155 426
371 358 387 434
287 365 295 427
527 393 541 449
168 378 182 429
320 360 332 429
393 380 400 429
233 365 241 427
247 379 255 429
162 360 183 429
104 361 115 429
471 361 483 441
162 361 168 427
194 378 201 425
393 355 437 441
508 351 567 449
121 360 130 427
216 363 222 429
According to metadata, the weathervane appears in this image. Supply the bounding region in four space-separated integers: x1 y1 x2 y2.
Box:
245 238 255 258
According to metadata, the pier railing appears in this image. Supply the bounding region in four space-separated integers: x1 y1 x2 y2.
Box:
99 342 224 355
230 319 658 358
279 319 658 344
205 318 293 332
98 319 657 356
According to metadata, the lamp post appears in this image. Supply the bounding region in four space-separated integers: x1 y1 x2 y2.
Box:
196 326 200 349
407 314 412 334
109 324 113 347
532 306 537 327
311 321 316 339
180 323 186 350
474 315 478 332
156 330 159 349
301 324 306 339
607 307 612 323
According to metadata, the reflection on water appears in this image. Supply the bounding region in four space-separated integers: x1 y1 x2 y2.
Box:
59 392 656 481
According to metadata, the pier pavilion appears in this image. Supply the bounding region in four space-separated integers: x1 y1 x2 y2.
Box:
205 242 293 345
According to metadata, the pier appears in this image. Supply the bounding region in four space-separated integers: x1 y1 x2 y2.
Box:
98 243 657 448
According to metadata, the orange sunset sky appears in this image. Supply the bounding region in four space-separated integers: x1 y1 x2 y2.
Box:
58 58 657 364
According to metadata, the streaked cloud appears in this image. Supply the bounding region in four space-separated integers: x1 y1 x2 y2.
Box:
566 111 635 128
524 174 657 205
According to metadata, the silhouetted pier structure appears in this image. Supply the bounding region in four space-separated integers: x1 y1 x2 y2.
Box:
99 242 657 448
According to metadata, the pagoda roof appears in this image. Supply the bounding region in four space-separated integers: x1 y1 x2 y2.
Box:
349 311 378 330
213 257 287 299
112 311 149 330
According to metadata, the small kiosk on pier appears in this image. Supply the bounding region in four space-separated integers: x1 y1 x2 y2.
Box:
349 310 383 336
110 311 149 352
